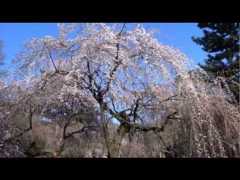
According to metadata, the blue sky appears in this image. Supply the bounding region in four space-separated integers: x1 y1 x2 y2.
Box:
0 23 207 73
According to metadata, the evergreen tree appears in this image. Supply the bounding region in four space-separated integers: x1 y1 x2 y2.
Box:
193 23 240 103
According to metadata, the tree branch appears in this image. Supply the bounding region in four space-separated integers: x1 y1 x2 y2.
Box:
45 46 58 72
63 125 96 140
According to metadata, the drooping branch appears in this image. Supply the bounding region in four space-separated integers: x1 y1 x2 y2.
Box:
39 70 69 90
2 101 34 145
142 95 179 109
63 125 97 140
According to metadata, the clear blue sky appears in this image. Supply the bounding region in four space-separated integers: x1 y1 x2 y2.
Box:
0 23 207 73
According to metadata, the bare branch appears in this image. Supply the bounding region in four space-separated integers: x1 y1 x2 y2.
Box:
45 46 58 72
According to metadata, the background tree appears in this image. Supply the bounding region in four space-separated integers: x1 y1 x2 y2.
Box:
192 23 240 103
